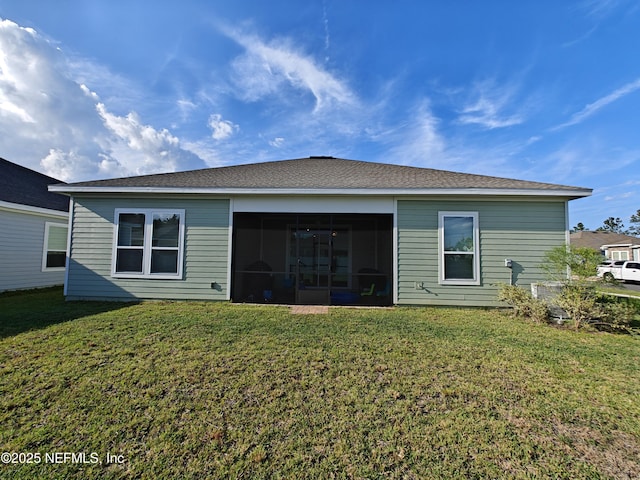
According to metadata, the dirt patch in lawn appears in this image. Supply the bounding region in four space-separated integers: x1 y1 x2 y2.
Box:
290 305 329 315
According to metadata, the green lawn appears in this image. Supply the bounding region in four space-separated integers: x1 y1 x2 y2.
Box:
1 288 639 479
599 283 640 300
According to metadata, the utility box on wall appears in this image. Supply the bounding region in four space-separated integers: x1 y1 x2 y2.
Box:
531 282 566 320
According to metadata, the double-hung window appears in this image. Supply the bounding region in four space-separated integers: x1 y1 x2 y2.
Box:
42 222 68 271
611 250 629 261
112 209 185 279
439 212 480 285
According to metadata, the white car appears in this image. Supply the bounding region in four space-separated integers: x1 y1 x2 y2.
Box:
597 261 640 283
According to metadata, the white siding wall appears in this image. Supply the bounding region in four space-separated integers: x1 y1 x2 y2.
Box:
0 209 67 292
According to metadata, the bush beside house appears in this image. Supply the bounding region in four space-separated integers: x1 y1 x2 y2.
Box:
498 245 639 332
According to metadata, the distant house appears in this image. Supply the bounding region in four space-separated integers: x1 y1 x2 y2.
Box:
50 157 591 306
570 231 640 262
0 158 69 292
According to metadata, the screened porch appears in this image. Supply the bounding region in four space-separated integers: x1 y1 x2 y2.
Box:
231 213 393 306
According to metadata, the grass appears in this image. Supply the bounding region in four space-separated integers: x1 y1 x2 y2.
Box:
598 282 640 299
1 288 639 479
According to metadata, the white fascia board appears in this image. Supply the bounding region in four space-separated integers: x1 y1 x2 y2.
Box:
0 200 68 218
48 185 593 198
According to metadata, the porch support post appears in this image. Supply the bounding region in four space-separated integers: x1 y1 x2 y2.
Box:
226 198 234 300
393 197 399 305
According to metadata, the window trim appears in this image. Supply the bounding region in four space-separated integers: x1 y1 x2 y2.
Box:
611 250 629 261
438 211 480 286
42 222 68 272
111 209 185 280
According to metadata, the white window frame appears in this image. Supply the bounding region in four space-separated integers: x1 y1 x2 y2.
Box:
438 211 480 286
42 222 68 272
112 209 185 280
611 250 629 261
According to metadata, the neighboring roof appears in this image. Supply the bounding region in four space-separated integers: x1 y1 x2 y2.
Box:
570 231 640 250
0 158 69 212
50 156 592 198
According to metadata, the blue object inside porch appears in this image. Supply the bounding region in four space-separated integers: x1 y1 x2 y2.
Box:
330 291 361 305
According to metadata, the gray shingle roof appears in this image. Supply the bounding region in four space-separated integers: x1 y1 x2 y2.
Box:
570 231 640 249
54 157 591 195
0 158 69 212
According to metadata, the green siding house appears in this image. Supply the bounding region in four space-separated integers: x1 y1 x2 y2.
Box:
50 157 591 306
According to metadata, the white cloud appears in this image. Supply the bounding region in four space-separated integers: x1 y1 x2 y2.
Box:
604 191 634 201
580 0 629 18
180 139 227 168
269 137 285 148
457 79 525 129
533 140 640 185
552 77 640 130
208 113 239 141
96 103 203 177
79 84 99 101
322 0 331 60
382 101 447 167
66 54 146 114
0 19 102 173
40 148 96 182
0 99 35 123
176 98 197 123
0 18 205 181
219 24 356 112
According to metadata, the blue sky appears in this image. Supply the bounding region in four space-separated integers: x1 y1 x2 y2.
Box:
0 1 639 230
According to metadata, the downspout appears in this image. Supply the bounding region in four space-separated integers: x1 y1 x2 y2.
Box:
63 197 74 297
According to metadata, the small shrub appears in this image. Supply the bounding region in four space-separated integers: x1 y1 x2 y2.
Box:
554 283 601 330
497 284 549 323
597 297 636 331
600 272 621 285
541 245 602 281
553 284 636 332
499 244 640 334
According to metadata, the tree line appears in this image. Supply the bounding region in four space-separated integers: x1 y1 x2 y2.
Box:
572 209 640 236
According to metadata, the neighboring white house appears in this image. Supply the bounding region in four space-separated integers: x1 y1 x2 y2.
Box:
0 158 69 292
